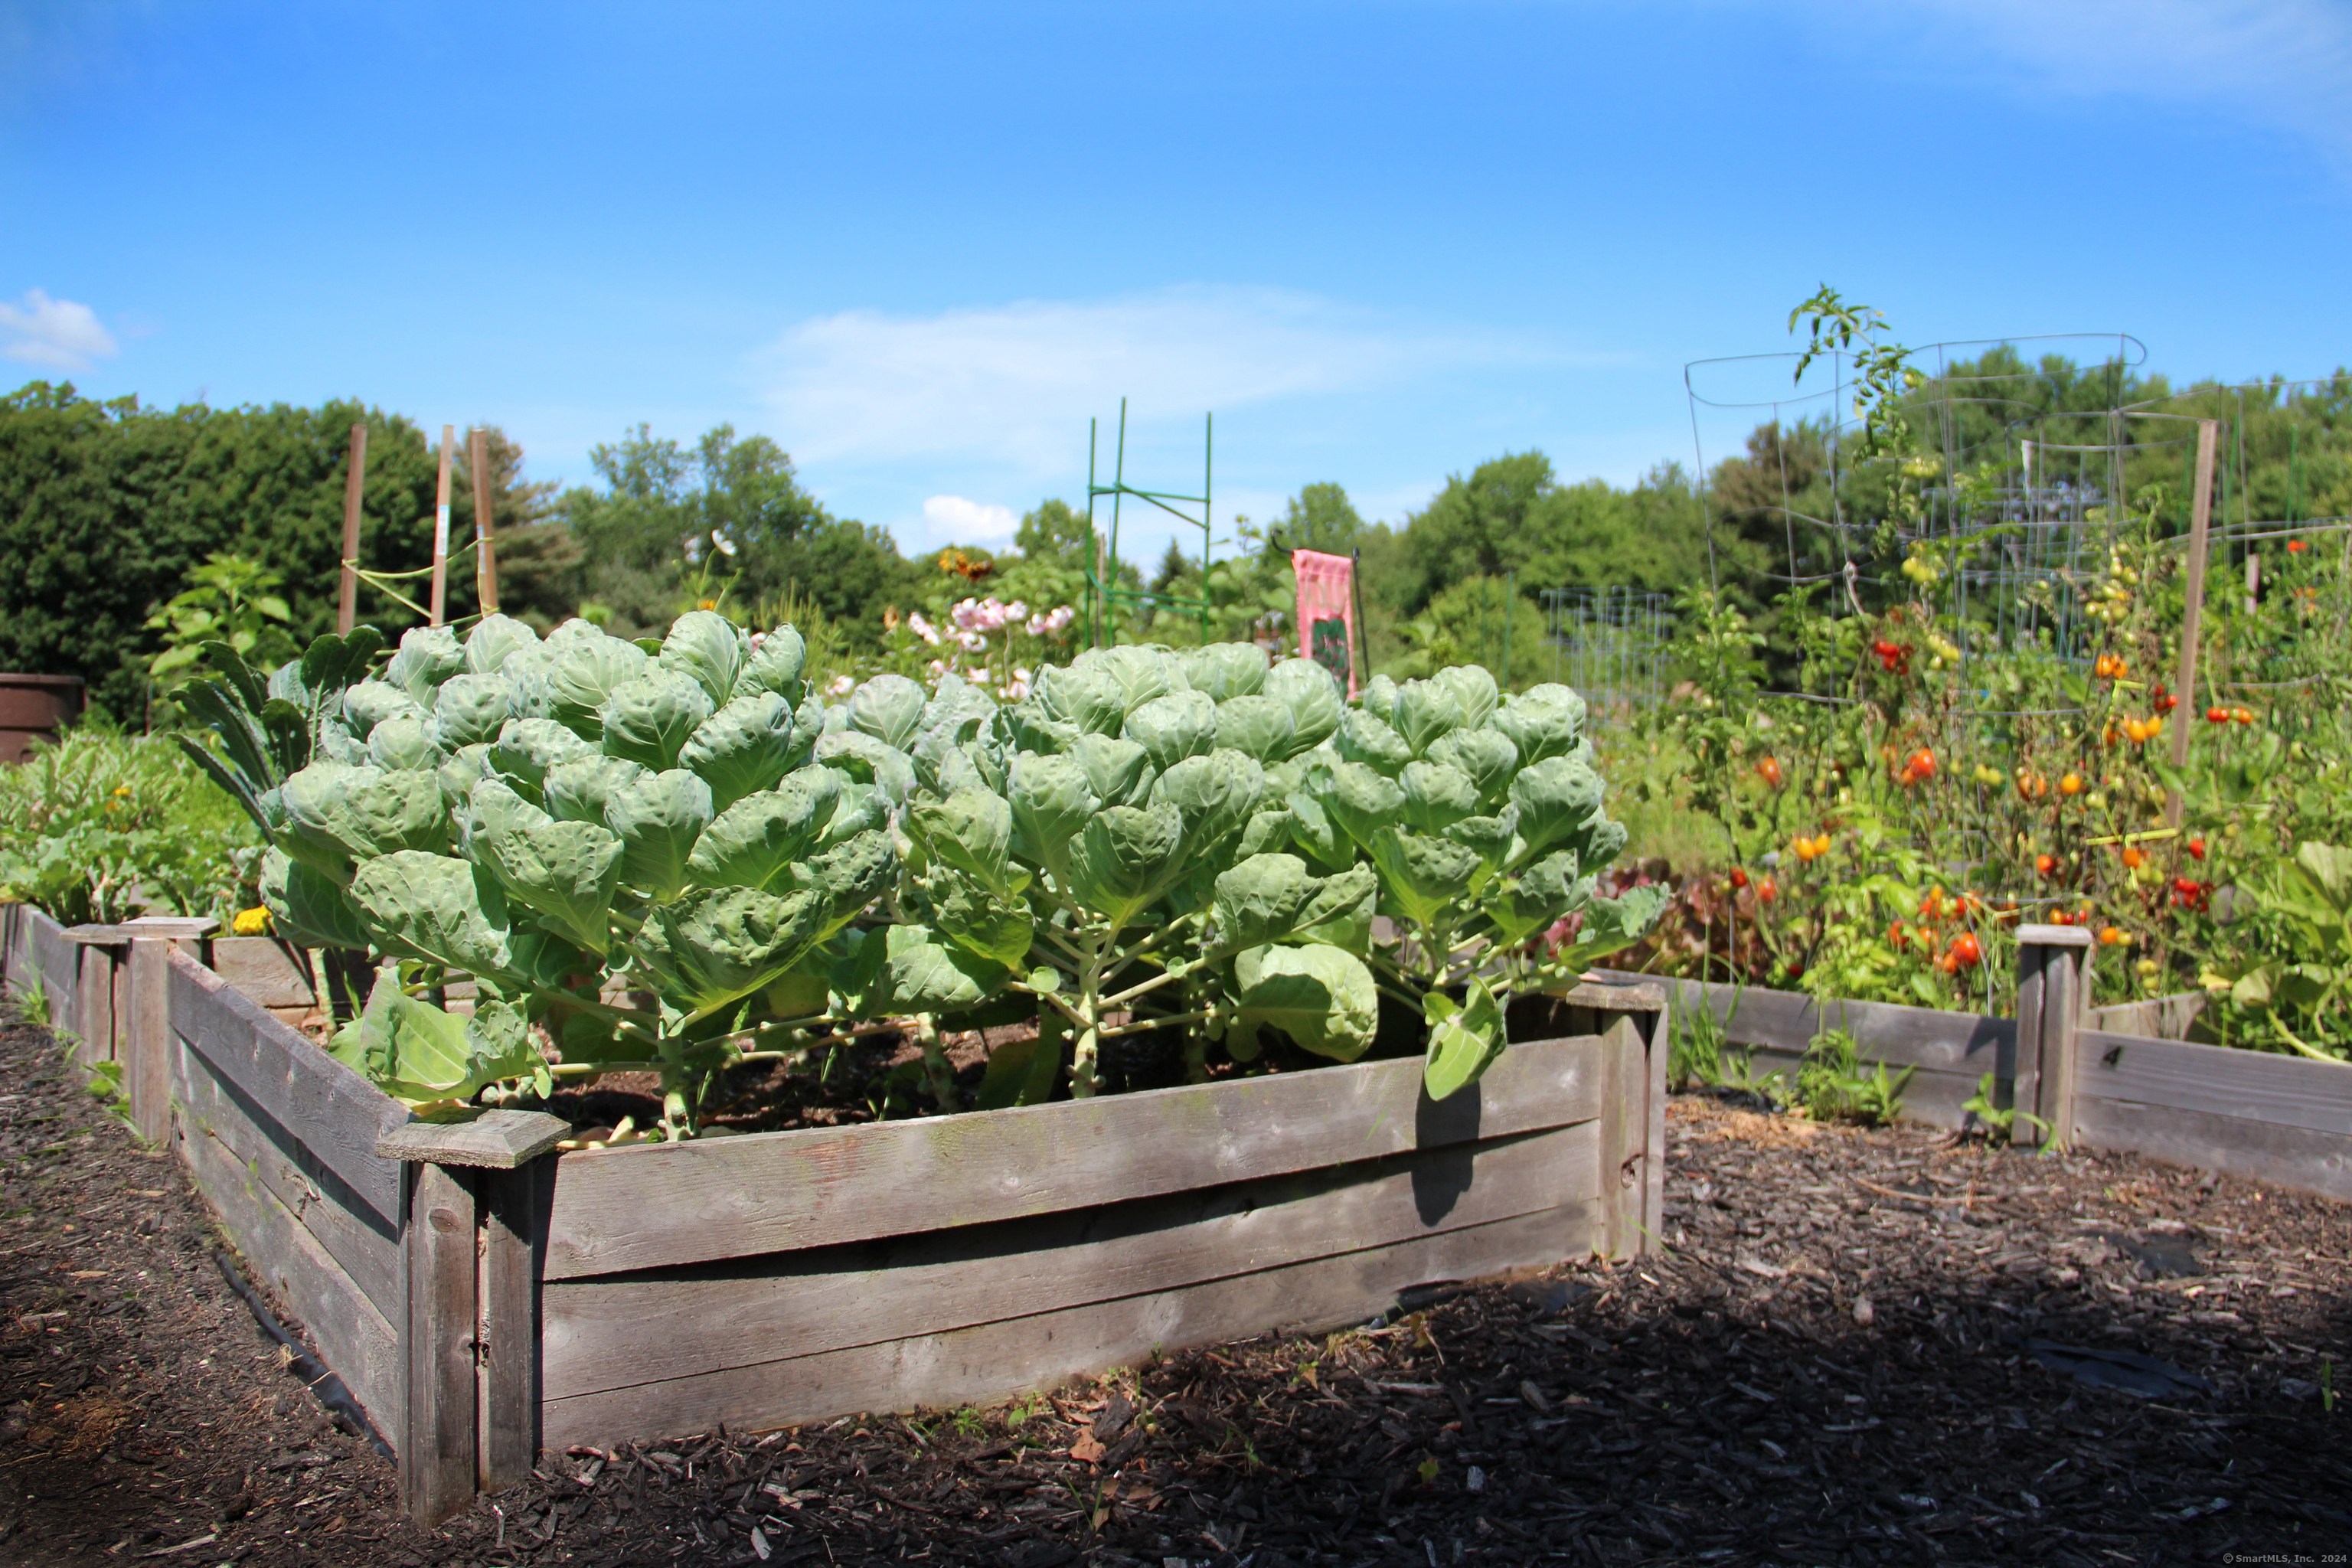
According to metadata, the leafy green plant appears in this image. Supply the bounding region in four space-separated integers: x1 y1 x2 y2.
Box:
1795 1029 1911 1125
1960 1070 2049 1144
145 554 301 691
2201 841 2352 1061
0 729 261 925
5 972 49 1030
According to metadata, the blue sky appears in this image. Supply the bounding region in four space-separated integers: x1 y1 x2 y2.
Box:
6 1 2350 567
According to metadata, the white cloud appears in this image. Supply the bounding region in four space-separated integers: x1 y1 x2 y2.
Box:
0 289 118 371
1821 0 2352 165
921 494 1020 547
751 286 1562 477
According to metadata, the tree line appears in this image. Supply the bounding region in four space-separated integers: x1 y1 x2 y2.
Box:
6 348 2347 718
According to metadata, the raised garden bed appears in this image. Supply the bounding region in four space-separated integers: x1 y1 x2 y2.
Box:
1605 923 2352 1202
1 901 1670 1524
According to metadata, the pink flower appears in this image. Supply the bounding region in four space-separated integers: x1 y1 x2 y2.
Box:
907 611 942 646
1003 599 1028 621
957 630 989 653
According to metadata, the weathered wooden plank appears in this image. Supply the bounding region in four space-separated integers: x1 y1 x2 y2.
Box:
2069 1093 2352 1204
128 939 172 1145
1642 1003 1668 1242
172 1033 402 1319
2076 1031 2352 1135
1593 1016 1642 1259
403 1161 478 1524
2086 991 2206 1042
380 1110 567 1168
172 1087 401 1435
542 1202 1595 1452
169 949 410 1219
1597 972 2013 1076
74 939 119 1067
544 1030 1611 1280
30 907 80 1036
209 937 318 1011
479 1166 537 1492
543 1121 1599 1401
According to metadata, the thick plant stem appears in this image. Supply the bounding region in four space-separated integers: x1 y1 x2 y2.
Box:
1068 931 1106 1099
1184 1031 1210 1083
914 1011 961 1112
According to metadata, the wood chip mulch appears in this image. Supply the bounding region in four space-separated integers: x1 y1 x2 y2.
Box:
4 1007 2349 1566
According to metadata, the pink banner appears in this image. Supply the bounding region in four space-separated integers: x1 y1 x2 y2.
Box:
1292 549 1357 697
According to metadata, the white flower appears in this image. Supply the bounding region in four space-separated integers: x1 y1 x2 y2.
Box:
957 630 988 653
1003 599 1028 621
826 674 855 696
711 528 738 558
907 611 942 646
999 675 1031 701
926 658 948 678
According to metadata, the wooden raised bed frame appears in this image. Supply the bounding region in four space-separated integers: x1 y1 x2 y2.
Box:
0 903 1670 1524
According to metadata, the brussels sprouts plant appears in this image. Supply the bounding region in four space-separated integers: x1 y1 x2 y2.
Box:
188 616 1663 1135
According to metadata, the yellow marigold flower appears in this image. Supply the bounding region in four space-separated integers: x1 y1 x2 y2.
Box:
231 906 272 936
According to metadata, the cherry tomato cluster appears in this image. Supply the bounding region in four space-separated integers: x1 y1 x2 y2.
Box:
2288 538 2308 554
2092 653 2128 679
1895 746 1936 787
2120 714 2165 744
1870 639 1910 675
2206 706 2258 724
2171 877 2212 913
1791 831 1833 862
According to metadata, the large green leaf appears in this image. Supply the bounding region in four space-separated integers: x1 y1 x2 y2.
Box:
630 885 830 1014
687 768 843 890
1489 683 1587 764
603 768 714 901
1079 645 1176 717
1233 943 1377 1062
1150 750 1264 861
1293 863 1377 955
1432 665 1499 729
342 679 425 740
437 672 524 752
831 923 1008 1018
1547 883 1670 969
1068 802 1186 929
464 612 541 675
782 827 899 937
385 625 468 707
1213 853 1317 952
815 774 888 851
348 851 515 976
1317 760 1406 853
1069 733 1154 808
679 690 799 812
1369 827 1482 929
601 668 714 772
1478 848 1586 949
1392 677 1465 757
258 846 374 951
659 609 750 707
1122 690 1217 774
1263 658 1344 756
489 717 594 802
908 786 1023 899
547 631 648 739
1335 710 1411 777
735 624 808 704
468 779 624 955
813 730 916 803
1426 727 1520 807
1181 642 1269 701
972 1008 1065 1110
283 763 451 871
923 863 1036 969
1508 755 1606 862
1214 694 1294 764
367 715 443 772
330 980 545 1106
848 673 928 751
544 753 651 825
1400 760 1481 835
1008 751 1096 885
1423 976 1502 1101
1035 663 1126 735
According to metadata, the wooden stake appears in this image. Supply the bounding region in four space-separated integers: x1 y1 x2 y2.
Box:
429 425 454 627
2245 551 2259 616
469 427 498 616
337 423 368 634
2165 419 2220 828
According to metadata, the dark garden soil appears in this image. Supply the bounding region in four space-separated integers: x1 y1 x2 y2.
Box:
3 1010 2348 1567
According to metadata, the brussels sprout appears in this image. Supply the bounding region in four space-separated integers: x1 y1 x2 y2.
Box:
601 668 715 773
433 672 517 750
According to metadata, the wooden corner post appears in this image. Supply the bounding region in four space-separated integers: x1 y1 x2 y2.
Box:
338 423 368 634
120 916 216 1145
2013 925 2093 1149
2164 418 2220 828
1551 978 1668 1259
381 1109 567 1523
469 427 498 616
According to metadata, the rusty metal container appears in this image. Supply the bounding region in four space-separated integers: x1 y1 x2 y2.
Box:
0 674 86 763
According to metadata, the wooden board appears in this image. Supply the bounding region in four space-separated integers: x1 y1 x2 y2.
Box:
29 907 81 1036
403 1161 477 1523
169 949 410 1220
2069 1093 2352 1204
2086 991 2207 1042
544 1120 1599 1402
544 1030 1611 1280
2076 1031 2352 1136
209 937 318 1011
172 1084 401 1436
542 1202 1592 1452
172 1033 402 1318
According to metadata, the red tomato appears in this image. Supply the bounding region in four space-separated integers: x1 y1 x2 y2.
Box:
1950 933 1983 969
1755 756 1783 789
1756 877 1777 903
2187 837 2207 861
1730 867 1749 889
2207 707 2230 724
2035 854 2057 877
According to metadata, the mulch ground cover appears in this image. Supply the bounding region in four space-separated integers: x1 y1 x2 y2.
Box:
2 1004 2347 1566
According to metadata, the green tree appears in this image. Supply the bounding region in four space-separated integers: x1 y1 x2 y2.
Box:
1276 482 1367 554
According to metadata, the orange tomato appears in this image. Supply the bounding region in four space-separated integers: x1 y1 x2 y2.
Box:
2059 773 2084 796
1755 756 1784 789
2035 854 2057 877
2232 707 2256 725
1756 876 1777 903
1949 933 1983 969
2121 846 2147 870
2098 926 2127 946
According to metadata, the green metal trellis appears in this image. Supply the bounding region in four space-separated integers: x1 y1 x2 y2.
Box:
1083 399 1214 648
